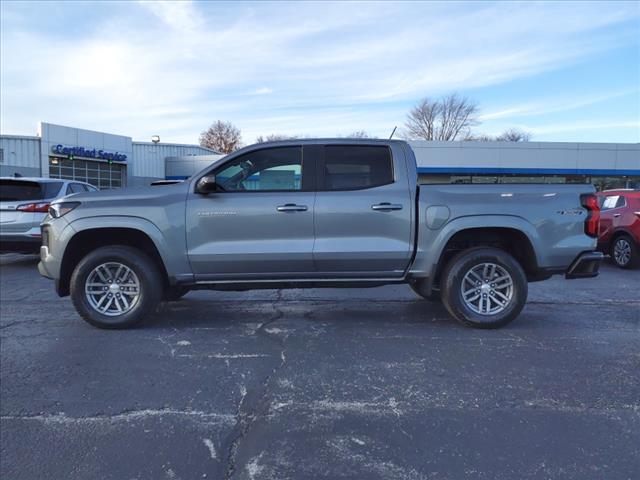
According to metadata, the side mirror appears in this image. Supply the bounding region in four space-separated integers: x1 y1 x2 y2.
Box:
195 175 218 194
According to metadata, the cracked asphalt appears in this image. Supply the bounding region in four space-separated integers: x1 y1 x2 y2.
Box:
1 254 639 480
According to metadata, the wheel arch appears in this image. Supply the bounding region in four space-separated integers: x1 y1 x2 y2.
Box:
58 224 171 297
433 226 540 285
610 228 637 246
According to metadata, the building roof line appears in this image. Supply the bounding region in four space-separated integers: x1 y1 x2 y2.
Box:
132 141 219 152
0 134 40 140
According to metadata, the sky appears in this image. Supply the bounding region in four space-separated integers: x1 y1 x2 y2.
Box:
1 0 639 145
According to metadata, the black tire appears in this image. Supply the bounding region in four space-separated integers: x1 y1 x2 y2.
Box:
440 247 527 329
70 246 163 329
163 286 190 301
409 280 441 302
610 235 640 269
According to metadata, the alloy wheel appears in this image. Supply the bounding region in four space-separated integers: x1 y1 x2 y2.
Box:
85 262 141 316
613 238 631 266
461 262 514 315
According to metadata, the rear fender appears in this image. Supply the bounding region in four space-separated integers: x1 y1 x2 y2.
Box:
410 215 543 280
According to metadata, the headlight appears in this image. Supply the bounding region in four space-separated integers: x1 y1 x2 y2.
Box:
49 201 80 218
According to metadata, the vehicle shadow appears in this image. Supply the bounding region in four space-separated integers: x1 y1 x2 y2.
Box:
147 293 458 331
0 253 40 268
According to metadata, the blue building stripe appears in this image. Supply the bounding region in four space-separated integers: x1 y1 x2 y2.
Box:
417 167 640 176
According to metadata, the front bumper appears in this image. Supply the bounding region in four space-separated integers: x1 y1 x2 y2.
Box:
37 220 70 285
565 251 603 279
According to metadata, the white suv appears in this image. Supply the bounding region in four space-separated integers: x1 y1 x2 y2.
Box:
0 177 97 253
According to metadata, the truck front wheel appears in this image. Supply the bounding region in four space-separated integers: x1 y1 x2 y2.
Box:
440 247 527 329
70 246 163 329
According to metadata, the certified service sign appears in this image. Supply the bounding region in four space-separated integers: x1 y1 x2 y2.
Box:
51 144 127 162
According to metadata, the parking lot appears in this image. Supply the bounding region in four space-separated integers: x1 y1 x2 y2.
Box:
0 254 638 480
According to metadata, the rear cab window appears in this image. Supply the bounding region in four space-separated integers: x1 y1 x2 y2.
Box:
321 145 393 191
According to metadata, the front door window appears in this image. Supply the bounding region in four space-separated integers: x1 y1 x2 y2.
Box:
215 147 303 191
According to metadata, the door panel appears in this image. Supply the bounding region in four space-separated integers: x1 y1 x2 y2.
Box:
186 192 315 278
312 144 413 276
185 145 316 279
313 187 413 274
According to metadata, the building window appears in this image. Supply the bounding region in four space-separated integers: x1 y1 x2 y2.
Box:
49 156 125 189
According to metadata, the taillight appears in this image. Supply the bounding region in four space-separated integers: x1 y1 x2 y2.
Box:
580 193 600 238
16 202 50 213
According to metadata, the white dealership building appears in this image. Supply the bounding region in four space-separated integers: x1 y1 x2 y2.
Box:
1 122 638 190
0 122 220 189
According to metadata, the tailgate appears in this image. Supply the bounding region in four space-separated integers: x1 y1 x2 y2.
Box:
0 203 36 234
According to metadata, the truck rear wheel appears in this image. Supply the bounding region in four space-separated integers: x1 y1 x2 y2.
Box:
70 246 162 329
440 247 527 329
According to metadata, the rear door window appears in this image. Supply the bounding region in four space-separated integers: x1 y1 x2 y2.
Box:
42 182 63 198
66 183 86 195
322 145 393 190
601 195 625 210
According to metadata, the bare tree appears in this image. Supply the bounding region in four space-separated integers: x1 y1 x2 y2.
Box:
463 133 495 142
464 129 532 142
345 130 371 138
255 134 297 143
405 93 479 141
199 120 242 153
495 128 532 142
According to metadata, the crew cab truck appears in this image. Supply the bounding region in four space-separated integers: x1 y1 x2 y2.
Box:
38 139 603 329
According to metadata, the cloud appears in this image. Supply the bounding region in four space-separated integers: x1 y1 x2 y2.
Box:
136 0 202 31
0 1 638 143
525 120 640 136
247 87 273 96
479 88 639 121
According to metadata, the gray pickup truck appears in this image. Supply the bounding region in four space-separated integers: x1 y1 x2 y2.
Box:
38 139 602 329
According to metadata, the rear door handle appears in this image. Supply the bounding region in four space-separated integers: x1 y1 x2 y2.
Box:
613 213 621 218
371 203 403 211
276 203 308 212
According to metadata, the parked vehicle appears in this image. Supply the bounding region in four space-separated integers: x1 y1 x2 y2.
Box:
597 189 640 268
38 140 602 330
1 177 97 253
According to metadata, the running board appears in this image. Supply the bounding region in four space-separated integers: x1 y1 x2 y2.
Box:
188 277 407 291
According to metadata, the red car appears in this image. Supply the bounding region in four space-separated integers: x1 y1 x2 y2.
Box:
597 189 640 268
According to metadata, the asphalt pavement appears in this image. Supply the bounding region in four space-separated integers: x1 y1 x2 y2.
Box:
1 254 638 480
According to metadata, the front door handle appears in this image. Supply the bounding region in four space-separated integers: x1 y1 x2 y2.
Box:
613 213 621 218
276 203 308 212
371 202 403 211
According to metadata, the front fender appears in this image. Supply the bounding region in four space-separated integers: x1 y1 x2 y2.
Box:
66 215 192 281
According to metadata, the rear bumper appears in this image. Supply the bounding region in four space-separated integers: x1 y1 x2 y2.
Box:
565 251 603 279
